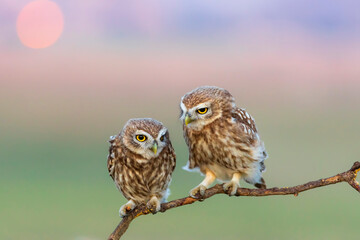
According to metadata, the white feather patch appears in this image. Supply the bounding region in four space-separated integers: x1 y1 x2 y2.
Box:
182 162 201 173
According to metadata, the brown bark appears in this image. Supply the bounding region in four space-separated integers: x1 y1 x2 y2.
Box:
108 161 360 240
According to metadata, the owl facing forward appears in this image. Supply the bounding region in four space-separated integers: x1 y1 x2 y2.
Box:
107 118 176 217
180 86 267 197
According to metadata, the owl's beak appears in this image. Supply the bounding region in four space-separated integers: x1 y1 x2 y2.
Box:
152 142 158 155
185 114 193 125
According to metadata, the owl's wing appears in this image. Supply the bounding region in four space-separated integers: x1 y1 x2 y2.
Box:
167 142 177 172
107 135 121 180
232 108 258 139
232 108 267 171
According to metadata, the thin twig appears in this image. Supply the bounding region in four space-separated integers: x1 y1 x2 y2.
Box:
108 161 360 240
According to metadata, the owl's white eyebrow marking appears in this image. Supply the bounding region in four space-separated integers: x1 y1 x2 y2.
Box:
180 100 187 111
194 102 210 109
134 130 152 139
158 128 167 138
180 101 187 120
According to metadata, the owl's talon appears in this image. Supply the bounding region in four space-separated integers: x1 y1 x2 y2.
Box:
119 200 136 217
146 196 161 214
189 184 207 198
223 181 240 196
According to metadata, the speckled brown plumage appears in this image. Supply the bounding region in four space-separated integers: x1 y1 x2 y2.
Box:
180 86 267 197
107 118 176 216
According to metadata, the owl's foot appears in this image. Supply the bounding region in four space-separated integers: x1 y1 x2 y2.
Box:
223 181 240 196
189 184 207 198
146 196 161 214
119 200 136 217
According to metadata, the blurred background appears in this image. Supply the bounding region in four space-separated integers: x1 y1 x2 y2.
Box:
1 0 359 239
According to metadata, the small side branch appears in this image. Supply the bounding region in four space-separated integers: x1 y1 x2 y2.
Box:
108 161 360 240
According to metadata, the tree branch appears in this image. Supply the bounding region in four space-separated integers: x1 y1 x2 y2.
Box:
108 161 360 240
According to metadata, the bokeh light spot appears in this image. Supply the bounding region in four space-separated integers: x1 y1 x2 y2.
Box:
16 0 64 49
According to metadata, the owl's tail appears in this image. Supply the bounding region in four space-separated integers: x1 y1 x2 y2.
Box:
260 160 266 172
244 170 267 189
254 177 266 189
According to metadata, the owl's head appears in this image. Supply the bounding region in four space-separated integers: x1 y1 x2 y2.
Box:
180 86 235 131
120 118 170 160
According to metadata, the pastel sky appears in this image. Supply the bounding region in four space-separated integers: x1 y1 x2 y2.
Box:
0 0 359 105
1 0 360 45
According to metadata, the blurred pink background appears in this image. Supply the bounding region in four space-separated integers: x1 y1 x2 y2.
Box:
2 0 360 138
1 1 360 240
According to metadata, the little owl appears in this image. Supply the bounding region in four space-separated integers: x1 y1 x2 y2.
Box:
180 86 267 197
107 118 176 217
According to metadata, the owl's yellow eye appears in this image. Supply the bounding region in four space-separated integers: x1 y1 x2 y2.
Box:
197 107 208 114
136 135 147 142
160 135 164 141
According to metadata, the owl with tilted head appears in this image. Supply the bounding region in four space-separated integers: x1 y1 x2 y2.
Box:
107 118 176 217
180 86 267 197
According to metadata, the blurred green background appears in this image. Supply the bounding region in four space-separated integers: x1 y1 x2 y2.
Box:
1 1 360 239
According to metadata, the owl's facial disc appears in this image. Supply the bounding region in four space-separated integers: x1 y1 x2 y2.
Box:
126 130 156 160
155 128 168 154
181 101 221 130
127 128 168 160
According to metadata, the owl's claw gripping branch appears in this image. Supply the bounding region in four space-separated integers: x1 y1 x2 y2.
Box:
189 170 216 198
108 161 360 240
223 181 240 196
119 200 136 218
189 184 207 198
146 196 161 214
223 173 241 196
